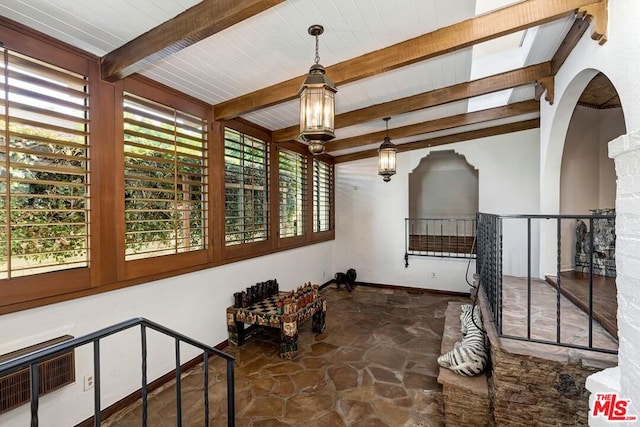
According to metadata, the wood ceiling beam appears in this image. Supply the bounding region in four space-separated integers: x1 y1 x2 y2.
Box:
214 0 603 121
580 0 608 44
326 100 540 153
333 119 540 164
101 0 286 82
550 13 591 75
273 62 550 142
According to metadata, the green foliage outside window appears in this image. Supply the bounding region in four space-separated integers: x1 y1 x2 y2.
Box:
224 128 268 245
0 122 88 267
123 94 207 259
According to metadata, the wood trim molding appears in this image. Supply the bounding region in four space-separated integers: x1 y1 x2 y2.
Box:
101 0 286 81
334 119 540 163
214 0 604 121
273 63 550 142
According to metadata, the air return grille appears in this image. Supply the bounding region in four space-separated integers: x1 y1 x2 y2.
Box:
0 336 75 414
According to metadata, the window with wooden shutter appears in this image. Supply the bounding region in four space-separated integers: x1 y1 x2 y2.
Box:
313 159 332 233
123 93 207 260
0 47 90 279
224 128 269 246
278 149 306 238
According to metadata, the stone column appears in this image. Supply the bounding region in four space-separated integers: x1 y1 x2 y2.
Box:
587 130 640 425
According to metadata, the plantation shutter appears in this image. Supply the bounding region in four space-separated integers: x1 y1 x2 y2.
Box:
0 47 90 279
313 159 332 232
224 128 269 245
278 149 306 238
123 93 207 260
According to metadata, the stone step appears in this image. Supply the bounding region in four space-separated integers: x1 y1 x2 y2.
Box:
437 301 492 426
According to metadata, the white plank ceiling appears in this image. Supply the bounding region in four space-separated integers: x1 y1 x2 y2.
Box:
0 0 576 157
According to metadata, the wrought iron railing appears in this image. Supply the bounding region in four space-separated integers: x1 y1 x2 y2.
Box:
476 212 617 354
0 318 235 426
404 217 476 266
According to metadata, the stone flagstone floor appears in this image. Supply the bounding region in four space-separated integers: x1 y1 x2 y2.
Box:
103 285 468 426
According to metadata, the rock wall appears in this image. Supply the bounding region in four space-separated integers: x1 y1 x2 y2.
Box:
476 288 617 426
490 345 602 426
442 381 493 426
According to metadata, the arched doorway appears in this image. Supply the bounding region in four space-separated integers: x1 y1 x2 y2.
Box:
557 72 625 339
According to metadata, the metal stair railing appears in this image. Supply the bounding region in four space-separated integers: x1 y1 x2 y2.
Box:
0 317 235 427
404 217 477 267
476 212 617 354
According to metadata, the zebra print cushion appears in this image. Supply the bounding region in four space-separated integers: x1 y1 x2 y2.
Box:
437 304 488 376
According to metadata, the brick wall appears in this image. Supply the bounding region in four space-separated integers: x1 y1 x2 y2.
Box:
606 130 640 417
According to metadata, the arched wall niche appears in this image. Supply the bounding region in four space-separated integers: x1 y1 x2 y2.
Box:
408 149 479 219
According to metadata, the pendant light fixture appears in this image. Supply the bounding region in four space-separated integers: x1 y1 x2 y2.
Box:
378 117 397 182
299 24 337 154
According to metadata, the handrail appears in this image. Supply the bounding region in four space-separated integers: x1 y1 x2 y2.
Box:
476 212 617 355
0 317 235 427
404 217 477 266
489 213 615 220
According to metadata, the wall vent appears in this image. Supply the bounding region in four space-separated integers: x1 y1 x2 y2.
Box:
0 335 75 414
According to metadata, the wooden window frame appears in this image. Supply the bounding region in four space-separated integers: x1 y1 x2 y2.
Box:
222 127 269 248
276 142 308 249
0 17 335 315
309 154 336 243
115 76 212 281
218 119 273 260
0 20 98 309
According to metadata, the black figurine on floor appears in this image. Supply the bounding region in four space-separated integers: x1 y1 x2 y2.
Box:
335 268 357 291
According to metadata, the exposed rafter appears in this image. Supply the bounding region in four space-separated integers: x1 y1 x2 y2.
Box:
101 0 286 82
273 63 550 142
214 0 605 121
550 13 591 74
333 119 540 163
326 100 540 153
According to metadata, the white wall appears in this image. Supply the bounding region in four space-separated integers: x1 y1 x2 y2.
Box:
559 105 622 214
334 128 540 293
560 106 602 216
558 105 622 270
409 150 479 219
0 242 333 427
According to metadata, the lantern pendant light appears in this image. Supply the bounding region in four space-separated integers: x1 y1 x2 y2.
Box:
299 24 337 154
378 117 397 182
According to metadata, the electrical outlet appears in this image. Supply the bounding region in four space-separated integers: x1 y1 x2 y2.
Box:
431 272 436 279
83 375 94 391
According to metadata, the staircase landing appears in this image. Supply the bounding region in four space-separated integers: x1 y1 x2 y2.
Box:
545 271 617 339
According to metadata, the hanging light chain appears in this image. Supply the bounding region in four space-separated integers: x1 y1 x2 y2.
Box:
314 33 320 64
308 24 324 65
